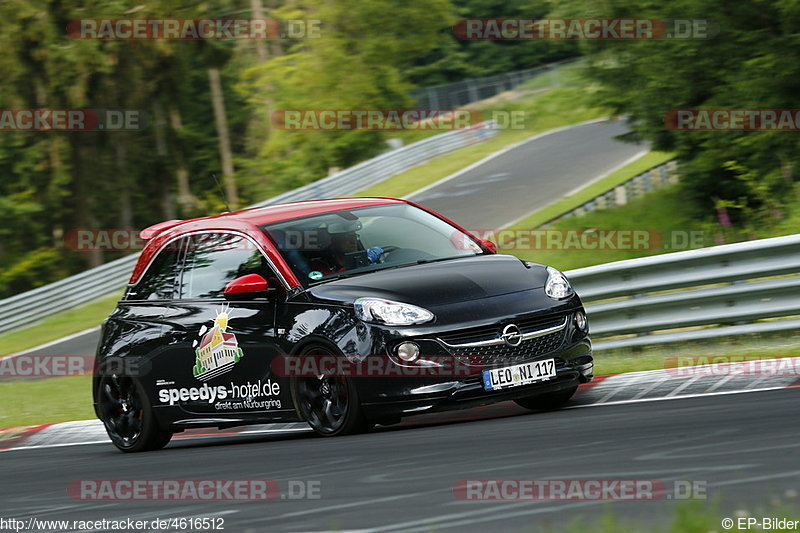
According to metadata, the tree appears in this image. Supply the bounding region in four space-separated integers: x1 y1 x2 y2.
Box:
407 0 579 86
552 0 800 224
238 0 452 197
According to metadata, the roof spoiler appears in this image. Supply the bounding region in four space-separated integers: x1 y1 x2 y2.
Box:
140 219 185 240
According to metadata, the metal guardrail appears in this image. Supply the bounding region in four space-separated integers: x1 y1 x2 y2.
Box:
0 121 499 335
4 230 797 351
250 121 497 208
540 160 680 228
0 254 138 335
566 234 800 351
412 58 579 110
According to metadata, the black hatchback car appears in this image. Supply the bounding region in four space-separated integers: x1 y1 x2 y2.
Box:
94 198 593 452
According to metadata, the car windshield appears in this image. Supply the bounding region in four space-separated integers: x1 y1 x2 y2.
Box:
260 203 484 286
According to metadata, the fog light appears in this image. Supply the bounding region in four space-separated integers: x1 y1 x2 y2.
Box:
575 311 588 331
396 342 420 362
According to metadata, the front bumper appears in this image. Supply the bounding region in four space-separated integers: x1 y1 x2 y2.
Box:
327 294 593 421
358 337 592 421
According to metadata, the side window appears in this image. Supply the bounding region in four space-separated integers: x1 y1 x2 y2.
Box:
127 240 184 300
178 233 276 299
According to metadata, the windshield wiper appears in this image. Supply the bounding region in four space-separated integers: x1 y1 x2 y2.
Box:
307 272 358 285
307 254 481 285
387 253 480 270
415 257 453 265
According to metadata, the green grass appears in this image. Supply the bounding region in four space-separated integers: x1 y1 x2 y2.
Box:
507 150 676 230
377 59 588 146
354 85 611 199
0 293 120 427
514 59 587 92
548 502 800 533
0 375 94 427
504 186 709 272
0 292 120 357
595 330 800 375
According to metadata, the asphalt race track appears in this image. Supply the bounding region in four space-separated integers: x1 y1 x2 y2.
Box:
411 119 648 230
2 390 798 532
14 329 101 360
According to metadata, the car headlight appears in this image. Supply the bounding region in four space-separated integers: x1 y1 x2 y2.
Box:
545 266 574 299
354 298 434 326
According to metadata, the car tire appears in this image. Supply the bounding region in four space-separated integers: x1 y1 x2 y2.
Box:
292 346 370 437
514 385 578 411
97 375 172 453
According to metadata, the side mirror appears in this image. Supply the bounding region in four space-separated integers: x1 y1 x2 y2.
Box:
224 274 269 299
479 239 497 253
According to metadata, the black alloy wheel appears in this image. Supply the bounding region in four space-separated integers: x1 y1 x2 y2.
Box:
97 374 171 452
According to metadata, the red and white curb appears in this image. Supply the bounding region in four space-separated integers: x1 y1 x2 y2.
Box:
0 420 312 452
2 357 798 452
569 356 800 408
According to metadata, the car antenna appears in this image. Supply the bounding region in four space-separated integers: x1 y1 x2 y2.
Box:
211 172 231 213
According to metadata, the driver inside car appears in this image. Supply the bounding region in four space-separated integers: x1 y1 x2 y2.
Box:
309 220 385 275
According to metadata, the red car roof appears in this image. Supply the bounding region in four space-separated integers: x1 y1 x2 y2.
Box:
142 197 404 237
218 197 406 226
129 196 485 289
130 197 404 287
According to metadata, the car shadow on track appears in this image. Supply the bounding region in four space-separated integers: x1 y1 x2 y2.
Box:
151 401 554 451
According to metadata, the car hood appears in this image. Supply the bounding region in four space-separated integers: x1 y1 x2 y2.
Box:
306 254 549 307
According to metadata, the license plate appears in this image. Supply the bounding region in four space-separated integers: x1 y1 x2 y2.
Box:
482 358 556 391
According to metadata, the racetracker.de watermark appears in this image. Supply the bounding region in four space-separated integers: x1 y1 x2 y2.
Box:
64 228 706 252
67 18 321 40
453 18 717 40
665 109 800 131
462 229 706 252
272 109 529 131
271 355 480 378
664 356 800 378
68 479 321 501
0 109 144 131
0 355 146 380
273 109 477 131
64 229 261 252
453 479 707 501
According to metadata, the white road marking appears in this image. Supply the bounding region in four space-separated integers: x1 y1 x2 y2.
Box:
359 467 800 533
0 427 311 453
237 488 444 526
0 440 110 452
405 117 612 200
665 374 702 397
630 376 669 400
745 376 768 389
564 384 793 410
703 373 736 393
593 373 652 403
358 499 601 533
500 148 650 230
6 326 101 358
711 469 800 488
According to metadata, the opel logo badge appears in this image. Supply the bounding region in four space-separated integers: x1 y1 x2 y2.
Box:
501 324 523 347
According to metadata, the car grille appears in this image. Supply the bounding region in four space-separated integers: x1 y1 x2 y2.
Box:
437 314 565 346
435 313 568 367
